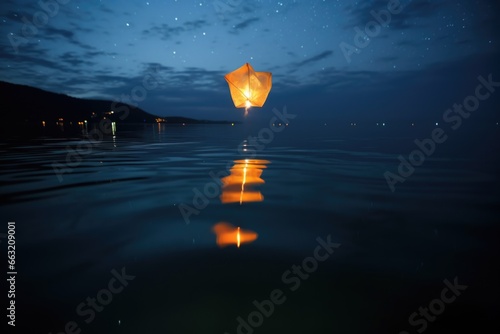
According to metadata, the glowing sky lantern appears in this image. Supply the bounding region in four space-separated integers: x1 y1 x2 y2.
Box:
212 222 258 248
220 159 270 204
224 63 272 115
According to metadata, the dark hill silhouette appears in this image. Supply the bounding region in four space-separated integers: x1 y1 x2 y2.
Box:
0 81 233 125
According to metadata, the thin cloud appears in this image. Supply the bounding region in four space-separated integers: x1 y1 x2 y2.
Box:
296 50 334 67
143 20 209 40
232 18 260 32
343 0 445 30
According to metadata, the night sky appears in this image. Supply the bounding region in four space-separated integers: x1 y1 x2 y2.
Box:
1 0 499 121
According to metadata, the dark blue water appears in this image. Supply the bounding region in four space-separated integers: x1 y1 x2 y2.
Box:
1 121 499 333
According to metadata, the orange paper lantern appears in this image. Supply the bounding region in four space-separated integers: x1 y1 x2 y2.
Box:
224 63 272 114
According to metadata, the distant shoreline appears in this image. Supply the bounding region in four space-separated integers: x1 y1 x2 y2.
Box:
0 80 238 126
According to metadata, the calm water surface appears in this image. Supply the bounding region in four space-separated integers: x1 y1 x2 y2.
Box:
1 122 499 333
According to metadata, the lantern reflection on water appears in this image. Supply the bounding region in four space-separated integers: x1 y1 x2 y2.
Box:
220 159 270 204
212 222 258 248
